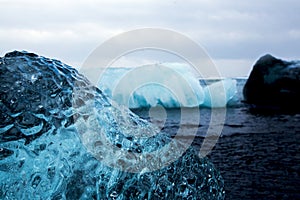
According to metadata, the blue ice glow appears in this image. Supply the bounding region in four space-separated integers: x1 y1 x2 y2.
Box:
98 64 204 108
0 51 225 199
98 64 237 109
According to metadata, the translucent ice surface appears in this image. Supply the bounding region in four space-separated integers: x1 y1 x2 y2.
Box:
98 64 204 109
0 51 225 199
98 65 237 109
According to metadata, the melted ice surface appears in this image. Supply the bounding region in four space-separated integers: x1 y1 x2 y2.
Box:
0 51 224 199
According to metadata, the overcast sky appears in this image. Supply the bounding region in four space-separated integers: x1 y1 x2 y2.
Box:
1 0 299 77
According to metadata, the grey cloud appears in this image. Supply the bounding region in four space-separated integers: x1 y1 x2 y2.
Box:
0 0 299 76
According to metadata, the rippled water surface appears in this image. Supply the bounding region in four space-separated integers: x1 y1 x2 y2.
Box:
134 107 300 199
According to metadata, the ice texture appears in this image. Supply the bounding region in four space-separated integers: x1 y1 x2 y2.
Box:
98 65 237 109
0 51 225 199
202 79 237 108
98 64 204 109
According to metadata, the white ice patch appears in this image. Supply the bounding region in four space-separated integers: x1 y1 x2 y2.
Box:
98 64 237 108
202 79 237 108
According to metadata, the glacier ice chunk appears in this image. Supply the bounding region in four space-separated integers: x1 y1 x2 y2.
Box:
0 51 225 199
99 65 237 109
98 64 204 108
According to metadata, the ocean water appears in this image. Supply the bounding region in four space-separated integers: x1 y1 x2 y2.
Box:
132 78 300 199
